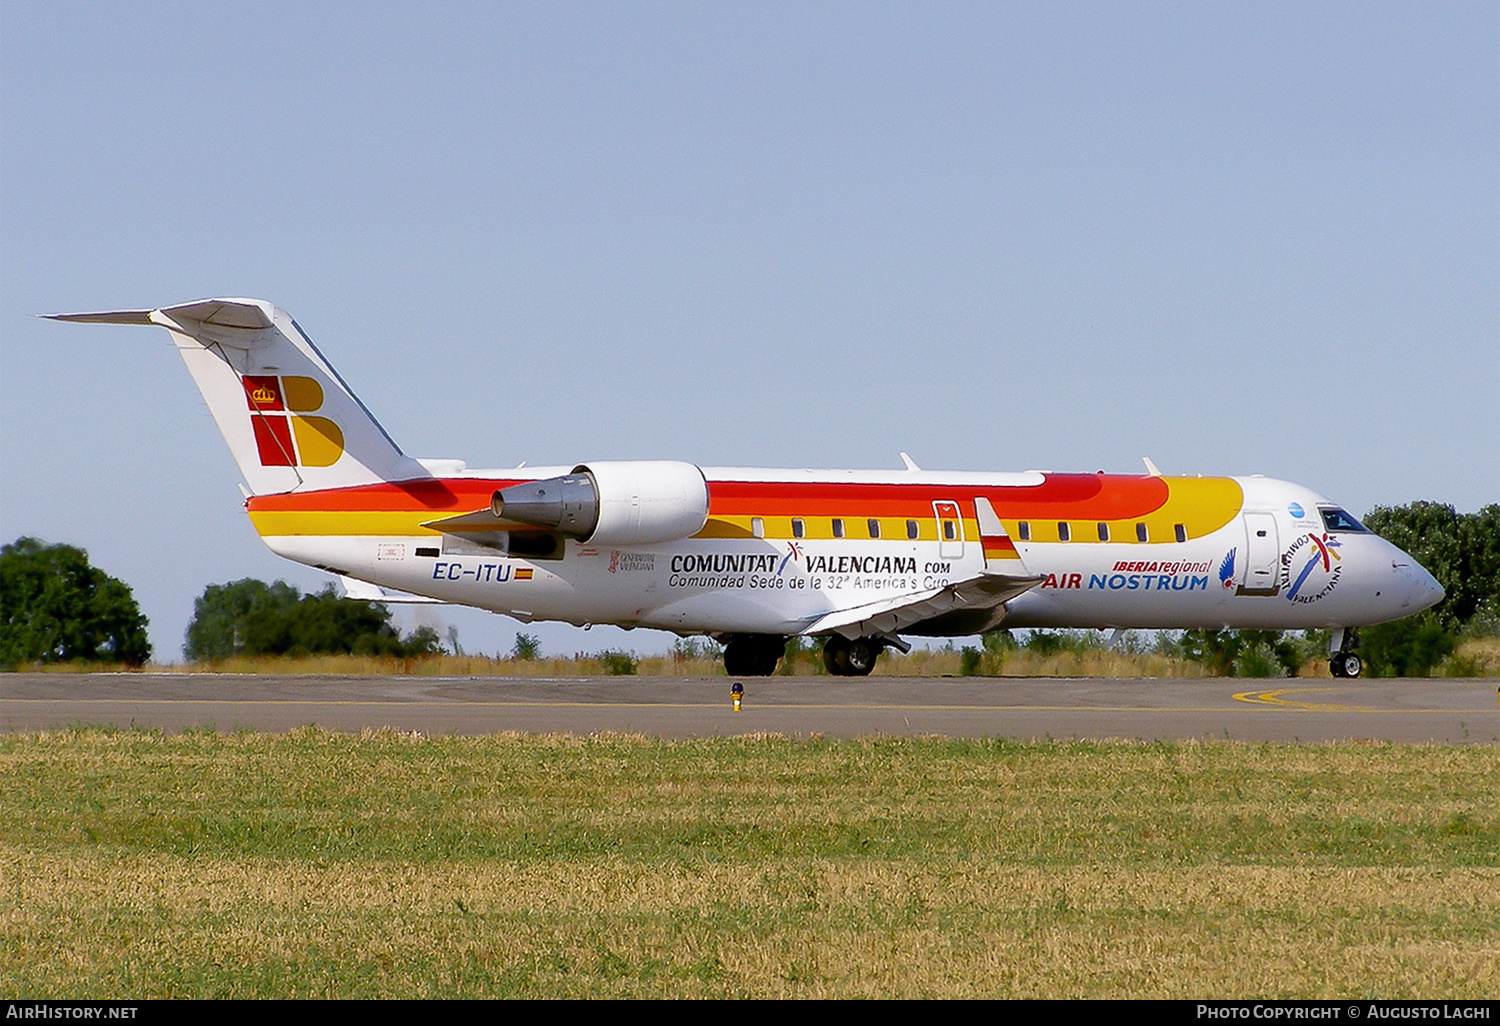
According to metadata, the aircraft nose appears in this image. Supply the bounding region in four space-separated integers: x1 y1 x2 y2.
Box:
1396 555 1445 613
1412 563 1444 611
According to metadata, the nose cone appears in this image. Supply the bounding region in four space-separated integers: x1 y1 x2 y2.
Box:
1405 560 1445 614
1383 534 1445 614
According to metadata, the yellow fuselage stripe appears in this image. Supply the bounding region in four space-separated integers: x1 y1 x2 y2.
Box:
249 477 1243 543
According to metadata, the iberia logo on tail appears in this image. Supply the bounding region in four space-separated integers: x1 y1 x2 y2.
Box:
242 375 345 467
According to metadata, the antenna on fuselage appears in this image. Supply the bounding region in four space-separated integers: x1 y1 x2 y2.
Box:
1142 456 1163 476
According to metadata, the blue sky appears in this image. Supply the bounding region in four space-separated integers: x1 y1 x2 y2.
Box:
3 2 1495 661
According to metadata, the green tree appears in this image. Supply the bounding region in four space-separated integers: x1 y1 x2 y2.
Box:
512 632 541 660
982 629 1017 652
184 578 441 661
597 649 638 675
1180 628 1303 677
184 579 300 660
1023 629 1100 657
1360 613 1457 677
0 537 150 667
1455 505 1500 632
959 646 982 676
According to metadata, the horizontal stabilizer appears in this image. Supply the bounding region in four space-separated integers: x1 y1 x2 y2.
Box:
802 570 1044 639
48 297 418 495
44 309 155 326
46 298 277 331
337 574 448 605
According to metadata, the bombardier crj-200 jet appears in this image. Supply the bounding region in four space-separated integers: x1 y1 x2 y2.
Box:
50 299 1444 678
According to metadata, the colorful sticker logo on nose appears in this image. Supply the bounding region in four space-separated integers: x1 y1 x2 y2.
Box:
1281 532 1342 603
243 375 344 467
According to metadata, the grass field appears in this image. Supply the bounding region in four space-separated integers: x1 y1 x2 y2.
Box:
3 729 1496 998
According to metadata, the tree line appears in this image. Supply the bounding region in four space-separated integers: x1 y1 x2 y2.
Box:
183 579 442 661
0 538 151 667
1 539 438 668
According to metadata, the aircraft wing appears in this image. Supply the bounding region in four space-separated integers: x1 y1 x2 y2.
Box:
800 570 1044 641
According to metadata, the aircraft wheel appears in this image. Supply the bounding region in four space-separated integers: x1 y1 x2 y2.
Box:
752 638 783 676
844 638 880 676
822 635 852 675
723 640 752 677
724 635 782 677
1329 658 1346 678
1337 653 1363 679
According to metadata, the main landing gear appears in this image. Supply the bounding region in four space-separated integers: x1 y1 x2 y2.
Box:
1328 628 1363 678
722 634 786 677
720 633 891 677
822 634 882 677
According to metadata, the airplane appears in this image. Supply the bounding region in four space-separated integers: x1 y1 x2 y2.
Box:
48 298 1445 679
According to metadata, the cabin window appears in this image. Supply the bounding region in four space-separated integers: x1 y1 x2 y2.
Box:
906 519 919 539
943 520 957 541
792 518 805 539
751 517 764 539
1136 522 1148 543
867 519 881 538
415 547 440 558
1058 522 1071 542
1097 523 1109 541
832 518 845 539
1174 524 1187 543
1018 522 1030 541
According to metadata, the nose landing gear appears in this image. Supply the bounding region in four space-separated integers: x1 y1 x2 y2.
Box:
1331 651 1364 678
1328 628 1363 678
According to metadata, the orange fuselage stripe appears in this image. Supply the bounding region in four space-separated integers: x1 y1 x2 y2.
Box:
246 474 1244 544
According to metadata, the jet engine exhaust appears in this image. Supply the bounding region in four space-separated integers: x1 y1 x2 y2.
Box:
492 475 599 537
491 461 710 546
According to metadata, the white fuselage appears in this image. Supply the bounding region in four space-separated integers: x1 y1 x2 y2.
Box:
259 471 1443 638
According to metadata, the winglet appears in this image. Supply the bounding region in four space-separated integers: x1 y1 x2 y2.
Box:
975 496 1028 571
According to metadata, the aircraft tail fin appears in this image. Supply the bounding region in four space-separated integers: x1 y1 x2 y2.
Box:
47 299 425 495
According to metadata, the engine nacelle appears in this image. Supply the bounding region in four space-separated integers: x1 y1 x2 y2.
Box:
492 460 709 546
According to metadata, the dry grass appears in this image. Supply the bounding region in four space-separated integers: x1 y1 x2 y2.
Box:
2 729 1495 998
26 647 1207 678
1451 637 1500 677
21 634 1498 679
890 646 1205 678
7 854 1495 999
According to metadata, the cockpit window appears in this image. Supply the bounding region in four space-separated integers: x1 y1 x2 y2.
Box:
1319 507 1369 533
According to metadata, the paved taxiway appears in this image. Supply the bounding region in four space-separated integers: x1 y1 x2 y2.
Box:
3 673 1496 742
